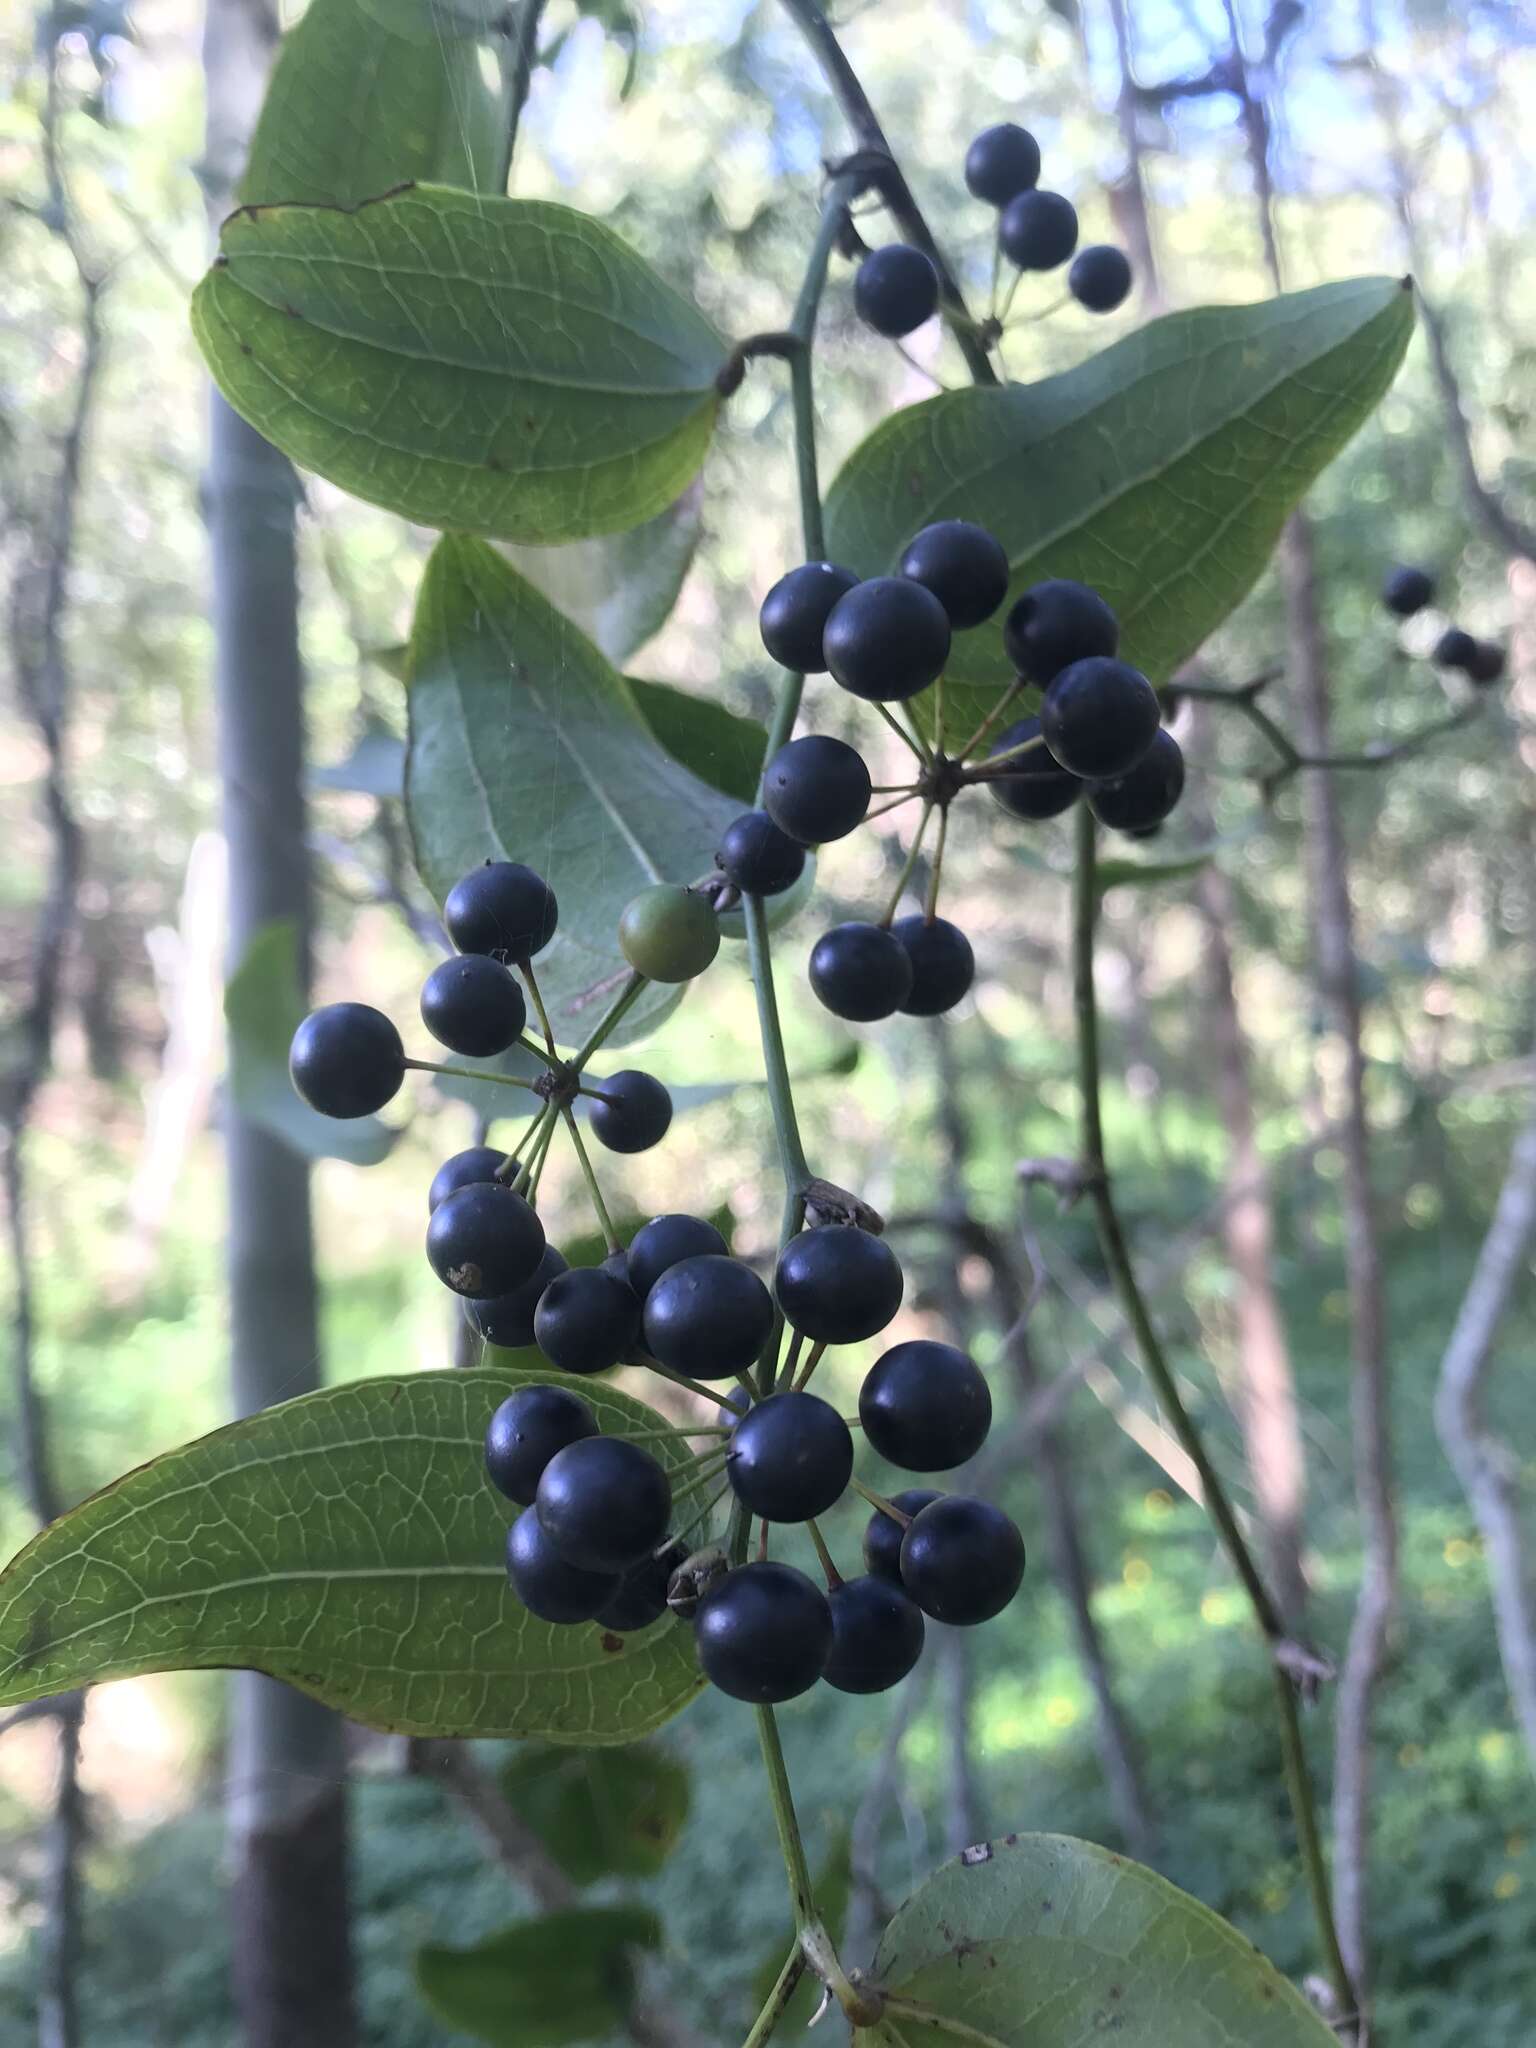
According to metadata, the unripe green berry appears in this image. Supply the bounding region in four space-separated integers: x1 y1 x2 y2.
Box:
617 885 720 983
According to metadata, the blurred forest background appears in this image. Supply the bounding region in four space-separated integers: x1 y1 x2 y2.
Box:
2 0 1535 2041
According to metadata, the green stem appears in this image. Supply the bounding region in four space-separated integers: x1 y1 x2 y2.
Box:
524 1108 559 1202
672 1480 731 1552
791 1338 826 1392
572 970 648 1069
559 1107 620 1253
742 1947 807 2048
873 702 932 765
1071 801 1359 2026
744 893 813 1200
522 959 558 1055
518 1034 558 1068
877 803 934 927
957 678 1022 760
494 0 546 192
755 1706 818 1928
805 1517 842 1587
404 1059 538 1093
849 1475 914 1523
495 1103 554 1183
923 803 949 922
636 1358 743 1413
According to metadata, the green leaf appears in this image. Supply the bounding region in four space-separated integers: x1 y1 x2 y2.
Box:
0 1369 706 1740
627 678 766 805
406 537 738 1046
858 1834 1337 2046
498 485 704 667
415 1906 659 2047
1095 846 1215 895
243 0 500 210
311 729 407 798
225 919 396 1166
499 1742 690 1884
192 187 726 543
824 278 1414 743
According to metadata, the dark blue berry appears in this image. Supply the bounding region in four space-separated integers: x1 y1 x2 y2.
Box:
964 122 1041 206
694 1561 833 1702
854 244 940 337
860 1340 992 1472
892 915 975 1016
595 1537 688 1633
763 735 871 845
626 1214 729 1304
1090 729 1186 832
465 1244 569 1349
899 521 1010 631
775 1225 903 1346
825 578 951 703
1382 564 1434 618
1434 627 1479 672
444 861 558 964
759 562 860 673
715 811 806 897
986 716 1083 821
588 1070 673 1155
426 1180 546 1298
507 1505 618 1623
536 1436 672 1574
485 1382 596 1505
419 954 527 1057
1003 580 1119 685
289 1003 404 1119
899 1496 1025 1624
727 1392 853 1522
642 1254 775 1380
809 922 914 1022
534 1266 641 1375
863 1489 944 1582
1068 245 1132 313
1000 188 1079 271
1468 640 1506 686
824 1575 926 1694
1041 656 1161 780
429 1145 509 1214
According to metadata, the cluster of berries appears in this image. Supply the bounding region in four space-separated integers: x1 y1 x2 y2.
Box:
852 118 1131 343
1381 563 1506 686
743 526 1182 1024
481 1215 1024 1704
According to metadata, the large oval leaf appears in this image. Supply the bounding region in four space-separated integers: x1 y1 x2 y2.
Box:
0 1369 706 1741
859 1834 1336 2046
496 486 704 668
406 537 740 1045
824 277 1413 743
192 187 726 542
241 0 500 210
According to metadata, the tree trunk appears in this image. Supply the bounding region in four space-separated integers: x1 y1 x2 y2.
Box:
202 4 357 2042
1283 512 1396 2032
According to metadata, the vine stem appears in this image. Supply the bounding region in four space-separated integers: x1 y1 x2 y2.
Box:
404 1058 539 1093
1071 802 1359 2029
877 803 934 927
559 1107 620 1253
494 0 546 193
522 959 558 1056
743 1949 807 2048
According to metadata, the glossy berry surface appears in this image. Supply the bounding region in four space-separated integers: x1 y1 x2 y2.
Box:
444 861 558 963
863 1489 944 1583
999 188 1079 271
809 921 914 1022
588 1069 673 1155
289 1003 404 1120
860 1340 992 1471
892 915 975 1017
964 122 1041 206
596 1537 688 1633
618 885 720 982
1041 657 1161 781
1382 563 1434 617
715 810 806 897
1068 244 1132 313
759 562 860 673
534 1266 641 1375
465 1244 568 1349
763 735 871 846
484 1383 596 1505
642 1253 775 1380
626 1213 728 1304
899 521 1010 631
824 1575 927 1694
1434 627 1479 672
1090 729 1186 832
727 1392 854 1522
419 954 527 1058
986 717 1083 820
1002 580 1119 685
824 577 952 704
899 1496 1025 1625
427 1180 546 1298
428 1145 509 1214
854 244 940 337
506 1505 618 1623
774 1224 904 1346
694 1561 834 1703
536 1435 672 1574
1468 639 1506 685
